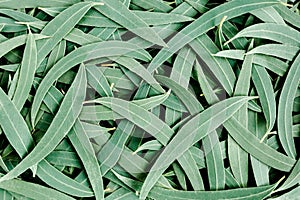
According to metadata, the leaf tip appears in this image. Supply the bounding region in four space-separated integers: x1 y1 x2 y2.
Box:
91 2 105 6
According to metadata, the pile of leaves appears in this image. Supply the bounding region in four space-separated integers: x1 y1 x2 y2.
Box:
0 0 299 199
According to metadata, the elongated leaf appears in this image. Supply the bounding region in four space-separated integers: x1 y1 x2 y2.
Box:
0 88 33 158
68 120 104 200
0 178 75 200
273 186 300 200
247 44 299 61
44 40 66 74
81 92 170 121
36 160 94 197
229 55 254 187
130 0 172 13
190 34 236 95
195 62 226 190
252 54 289 76
93 97 173 145
36 2 97 65
278 158 300 191
133 11 194 25
0 0 80 9
148 184 276 200
275 4 300 29
252 64 276 133
225 117 295 171
250 7 285 25
86 65 113 97
0 34 47 58
112 57 164 93
64 28 101 45
213 49 245 60
147 0 279 73
12 31 37 111
31 41 150 125
248 111 269 186
140 96 253 199
0 65 86 181
155 75 203 114
277 53 300 159
226 23 300 47
203 130 225 190
177 150 205 190
94 0 166 46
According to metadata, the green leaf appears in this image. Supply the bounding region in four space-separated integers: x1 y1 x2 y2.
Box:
94 0 166 46
177 150 205 190
0 88 33 158
0 34 48 59
203 130 225 190
0 65 86 181
277 53 300 158
248 111 270 186
190 34 236 95
0 0 80 9
36 160 94 197
147 0 280 73
130 0 172 13
250 7 285 25
12 31 37 111
140 96 253 199
92 97 173 145
247 44 299 61
31 40 150 125
226 23 300 47
148 184 276 200
36 2 96 66
252 64 276 133
155 75 203 114
213 49 245 60
0 178 75 200
278 158 300 191
86 65 113 97
68 120 104 200
225 117 295 172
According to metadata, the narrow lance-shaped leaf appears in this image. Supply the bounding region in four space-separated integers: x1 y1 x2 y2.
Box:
0 34 48 59
147 0 279 73
224 117 295 172
0 178 75 200
36 160 94 197
93 97 174 145
0 0 80 9
277 158 300 191
248 111 270 186
250 7 285 25
0 65 87 182
12 30 37 111
86 65 113 97
246 44 299 61
148 184 276 200
277 53 300 158
225 23 300 47
31 40 150 125
82 92 171 121
68 120 104 200
94 0 166 47
36 1 100 66
229 54 254 187
140 96 254 199
189 34 236 95
0 88 33 158
252 64 276 134
195 61 225 190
